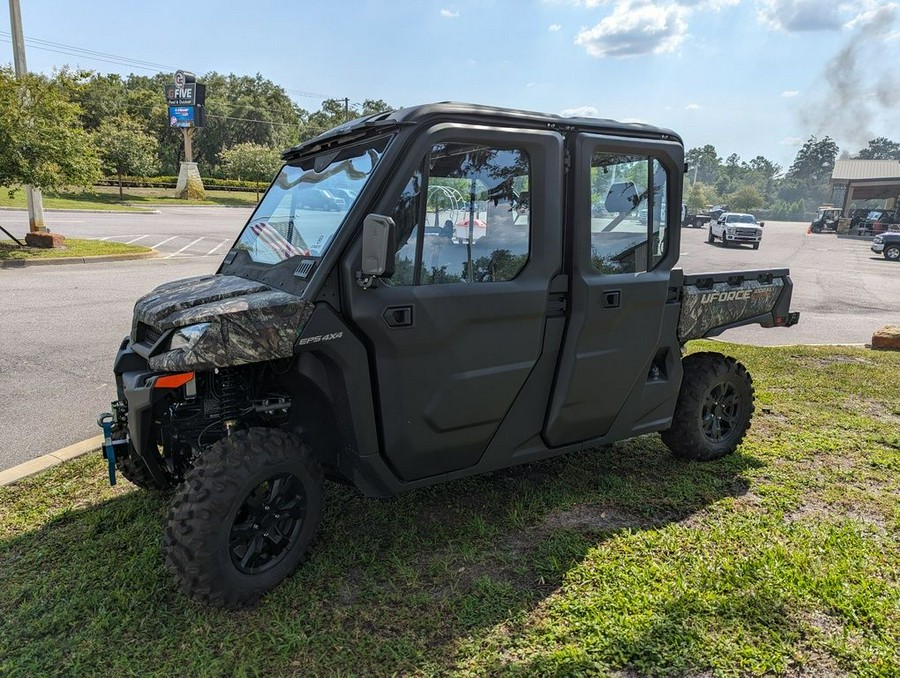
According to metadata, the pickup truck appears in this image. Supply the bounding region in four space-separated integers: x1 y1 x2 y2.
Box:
98 102 799 607
708 212 764 249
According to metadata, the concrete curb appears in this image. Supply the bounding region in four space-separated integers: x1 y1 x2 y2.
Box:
0 435 103 486
0 249 158 268
0 206 159 214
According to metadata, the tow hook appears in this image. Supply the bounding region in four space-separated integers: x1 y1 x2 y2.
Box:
97 412 128 486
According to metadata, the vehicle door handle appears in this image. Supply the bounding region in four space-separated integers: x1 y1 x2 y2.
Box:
383 305 414 328
601 290 620 309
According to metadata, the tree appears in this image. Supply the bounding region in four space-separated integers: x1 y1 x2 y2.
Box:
193 72 306 170
856 137 900 160
684 181 712 212
221 143 282 198
0 68 101 192
727 186 764 213
93 116 159 199
685 144 721 186
787 135 839 184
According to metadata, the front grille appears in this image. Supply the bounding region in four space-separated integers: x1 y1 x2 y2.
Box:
137 323 162 345
735 228 759 238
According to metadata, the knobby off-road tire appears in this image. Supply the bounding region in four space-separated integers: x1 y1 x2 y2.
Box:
164 427 323 608
661 352 754 461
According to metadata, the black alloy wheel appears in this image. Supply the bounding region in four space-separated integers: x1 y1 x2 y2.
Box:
230 473 307 574
701 381 740 444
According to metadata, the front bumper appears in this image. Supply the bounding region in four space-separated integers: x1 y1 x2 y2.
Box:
871 242 884 253
112 336 183 486
724 232 762 243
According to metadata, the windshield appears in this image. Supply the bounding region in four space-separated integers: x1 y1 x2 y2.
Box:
234 136 390 264
726 214 756 224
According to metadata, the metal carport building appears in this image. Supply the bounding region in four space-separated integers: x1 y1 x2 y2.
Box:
830 159 900 215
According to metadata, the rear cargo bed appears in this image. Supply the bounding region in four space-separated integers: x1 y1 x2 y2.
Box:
671 268 799 342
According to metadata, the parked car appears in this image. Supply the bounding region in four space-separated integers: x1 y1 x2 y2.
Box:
299 188 346 211
871 232 900 261
329 188 358 205
707 212 763 249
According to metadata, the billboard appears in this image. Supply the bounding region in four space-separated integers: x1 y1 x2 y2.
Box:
169 106 195 128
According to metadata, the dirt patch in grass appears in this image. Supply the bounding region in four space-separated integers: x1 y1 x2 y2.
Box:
843 395 900 423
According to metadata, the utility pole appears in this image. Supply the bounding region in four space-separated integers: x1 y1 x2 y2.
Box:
8 0 46 233
343 97 350 122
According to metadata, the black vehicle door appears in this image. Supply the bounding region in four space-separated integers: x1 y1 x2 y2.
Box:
344 125 564 481
544 133 684 446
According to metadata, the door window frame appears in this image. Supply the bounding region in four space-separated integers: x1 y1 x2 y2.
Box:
572 134 683 278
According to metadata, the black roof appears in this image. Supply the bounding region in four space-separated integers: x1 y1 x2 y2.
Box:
282 101 682 161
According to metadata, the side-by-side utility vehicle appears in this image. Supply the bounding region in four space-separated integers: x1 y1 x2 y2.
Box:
99 103 799 607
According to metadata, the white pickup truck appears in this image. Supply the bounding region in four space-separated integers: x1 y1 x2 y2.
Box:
708 212 763 249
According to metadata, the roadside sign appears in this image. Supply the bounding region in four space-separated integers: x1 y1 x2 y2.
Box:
169 106 195 128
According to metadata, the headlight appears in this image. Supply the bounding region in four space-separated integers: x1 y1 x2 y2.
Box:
873 235 883 243
169 322 211 352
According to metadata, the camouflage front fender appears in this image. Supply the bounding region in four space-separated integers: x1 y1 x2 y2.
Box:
130 273 315 372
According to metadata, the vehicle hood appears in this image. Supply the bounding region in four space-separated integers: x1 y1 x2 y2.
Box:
131 274 314 372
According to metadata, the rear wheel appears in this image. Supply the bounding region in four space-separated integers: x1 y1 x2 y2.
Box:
164 428 323 608
885 244 900 261
661 352 754 461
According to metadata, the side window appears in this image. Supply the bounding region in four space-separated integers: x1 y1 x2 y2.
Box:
590 153 668 274
389 143 530 285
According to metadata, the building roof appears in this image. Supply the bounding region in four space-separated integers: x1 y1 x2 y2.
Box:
831 159 900 181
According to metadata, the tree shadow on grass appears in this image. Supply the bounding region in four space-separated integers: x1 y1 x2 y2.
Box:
0 438 764 676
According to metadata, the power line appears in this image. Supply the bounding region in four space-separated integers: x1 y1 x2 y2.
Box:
0 30 366 111
0 31 177 72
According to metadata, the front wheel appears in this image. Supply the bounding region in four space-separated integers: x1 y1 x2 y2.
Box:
164 428 323 608
885 244 900 261
661 352 754 461
752 242 760 250
707 229 715 243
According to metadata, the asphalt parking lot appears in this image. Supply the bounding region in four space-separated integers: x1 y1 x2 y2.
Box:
0 208 897 471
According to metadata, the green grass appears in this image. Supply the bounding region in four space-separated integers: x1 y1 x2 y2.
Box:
1 343 897 676
0 238 152 260
0 185 260 210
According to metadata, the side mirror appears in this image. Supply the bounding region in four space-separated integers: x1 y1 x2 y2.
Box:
759 221 765 228
605 182 640 213
361 213 396 277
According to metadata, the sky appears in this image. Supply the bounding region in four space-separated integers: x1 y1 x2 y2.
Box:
1 0 898 170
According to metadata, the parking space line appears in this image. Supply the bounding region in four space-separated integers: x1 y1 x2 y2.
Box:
206 240 230 256
123 235 150 244
165 237 204 259
150 236 177 249
98 236 113 241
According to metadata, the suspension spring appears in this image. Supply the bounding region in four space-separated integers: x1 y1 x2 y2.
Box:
218 368 242 423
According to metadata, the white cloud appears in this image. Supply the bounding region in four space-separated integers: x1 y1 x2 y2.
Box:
779 136 804 145
756 0 898 32
561 105 600 117
575 2 689 57
781 89 800 97
685 103 703 110
549 23 563 31
440 9 459 18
